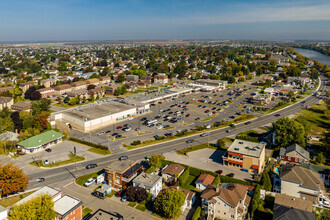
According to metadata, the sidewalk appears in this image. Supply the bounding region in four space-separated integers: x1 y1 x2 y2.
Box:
61 181 159 220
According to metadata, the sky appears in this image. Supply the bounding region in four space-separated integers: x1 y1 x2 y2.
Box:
1 0 330 42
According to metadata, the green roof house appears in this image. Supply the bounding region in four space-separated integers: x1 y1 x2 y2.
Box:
16 130 64 154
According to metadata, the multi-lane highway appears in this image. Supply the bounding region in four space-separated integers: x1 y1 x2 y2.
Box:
27 76 327 190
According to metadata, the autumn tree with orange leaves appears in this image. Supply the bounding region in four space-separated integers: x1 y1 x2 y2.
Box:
0 163 29 196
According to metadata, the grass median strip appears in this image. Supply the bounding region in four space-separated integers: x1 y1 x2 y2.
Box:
128 202 137 207
135 204 147 212
88 148 111 155
29 154 85 167
200 118 211 122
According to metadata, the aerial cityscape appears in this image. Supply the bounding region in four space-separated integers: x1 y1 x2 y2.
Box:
0 1 329 220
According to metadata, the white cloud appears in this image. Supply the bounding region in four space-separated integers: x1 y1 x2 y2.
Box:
178 4 330 25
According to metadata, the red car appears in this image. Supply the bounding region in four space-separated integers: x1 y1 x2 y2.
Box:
198 100 201 102
116 126 123 129
183 106 187 108
115 190 125 197
216 170 223 175
186 114 190 117
158 101 162 104
205 110 209 113
212 111 216 114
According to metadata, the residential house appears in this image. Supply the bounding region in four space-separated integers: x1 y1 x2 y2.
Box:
273 194 315 220
54 84 72 95
67 89 89 99
88 87 105 98
40 78 57 88
250 60 270 65
0 97 13 110
132 172 162 200
161 164 185 182
99 76 111 84
137 81 151 89
16 130 64 154
278 143 310 164
19 81 36 92
200 183 251 220
105 86 115 95
81 72 98 79
0 131 19 142
300 163 330 187
71 81 87 90
54 195 82 220
273 164 326 204
270 54 290 65
86 78 100 86
140 76 152 84
0 86 14 93
195 174 215 190
37 87 55 98
125 82 137 91
126 75 139 82
167 187 196 211
11 102 32 112
222 140 266 174
16 186 62 206
104 160 143 188
154 73 168 84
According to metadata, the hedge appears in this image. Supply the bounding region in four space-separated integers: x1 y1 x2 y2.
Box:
145 166 156 174
161 160 251 185
178 168 190 185
69 137 108 150
212 175 221 186
192 206 201 220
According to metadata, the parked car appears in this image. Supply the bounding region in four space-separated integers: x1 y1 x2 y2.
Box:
123 124 130 128
45 148 52 152
44 160 49 165
140 117 147 121
123 127 131 132
186 114 190 117
115 190 125 197
216 170 223 175
121 195 127 202
119 156 128 161
112 132 118 136
84 177 96 187
115 134 122 138
36 178 45 182
195 117 200 121
226 173 235 178
86 164 97 169
105 130 111 133
205 110 210 113
116 126 123 129
97 131 105 136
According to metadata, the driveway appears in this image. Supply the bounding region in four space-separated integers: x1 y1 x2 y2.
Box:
164 148 253 182
60 181 158 220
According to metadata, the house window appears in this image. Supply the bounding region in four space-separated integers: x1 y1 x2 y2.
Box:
73 210 75 214
224 204 226 207
217 211 220 213
224 212 226 215
218 202 220 205
231 215 235 218
288 156 291 161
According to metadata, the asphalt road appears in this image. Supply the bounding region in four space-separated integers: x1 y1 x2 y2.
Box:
27 76 327 190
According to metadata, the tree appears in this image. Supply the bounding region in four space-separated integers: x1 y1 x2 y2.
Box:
217 138 225 148
87 84 96 90
261 171 272 191
0 163 29 196
32 98 51 115
149 154 161 168
64 96 70 103
154 189 186 218
34 112 50 132
116 73 126 83
192 206 201 220
317 152 326 164
9 194 57 220
272 117 308 148
0 117 14 132
250 185 261 218
212 175 221 186
136 188 148 203
126 186 137 202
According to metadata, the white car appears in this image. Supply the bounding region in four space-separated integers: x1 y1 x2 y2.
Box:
157 125 164 130
323 200 330 208
128 117 134 120
44 160 49 165
84 178 96 187
97 131 105 136
208 113 212 116
124 127 131 132
205 124 211 129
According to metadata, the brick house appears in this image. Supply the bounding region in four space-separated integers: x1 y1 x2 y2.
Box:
86 78 99 86
19 81 36 92
99 76 111 84
71 81 87 90
37 87 55 98
54 195 82 220
54 84 72 95
154 73 168 84
88 87 105 98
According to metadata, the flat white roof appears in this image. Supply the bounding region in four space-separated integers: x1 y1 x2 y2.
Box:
228 139 265 157
16 186 60 205
54 195 81 216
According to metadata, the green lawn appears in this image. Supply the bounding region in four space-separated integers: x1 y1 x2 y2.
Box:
88 148 111 155
176 143 216 156
106 190 117 198
82 206 93 218
297 104 330 136
135 204 147 212
29 154 85 167
128 202 137 207
181 175 198 191
75 171 100 186
0 191 35 207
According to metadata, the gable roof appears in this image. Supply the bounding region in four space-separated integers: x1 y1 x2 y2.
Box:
17 130 64 149
162 164 185 176
275 193 313 213
281 165 325 191
281 143 310 160
16 186 61 205
201 183 248 207
195 174 215 186
273 205 315 220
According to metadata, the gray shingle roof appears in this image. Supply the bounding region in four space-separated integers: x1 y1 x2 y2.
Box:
284 143 310 160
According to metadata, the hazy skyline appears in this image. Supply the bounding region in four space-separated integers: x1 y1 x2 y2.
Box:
1 0 330 42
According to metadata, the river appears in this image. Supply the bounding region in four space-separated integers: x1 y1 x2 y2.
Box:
294 48 330 65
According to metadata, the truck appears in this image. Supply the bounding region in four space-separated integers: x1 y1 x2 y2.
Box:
91 184 112 199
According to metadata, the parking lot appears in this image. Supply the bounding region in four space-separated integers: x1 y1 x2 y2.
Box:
69 80 265 151
164 148 253 182
18 140 102 165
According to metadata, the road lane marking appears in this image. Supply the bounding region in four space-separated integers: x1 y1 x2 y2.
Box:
63 185 89 199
